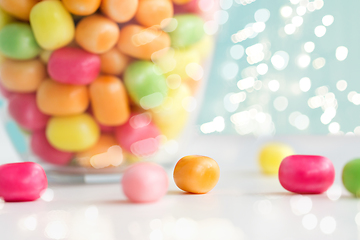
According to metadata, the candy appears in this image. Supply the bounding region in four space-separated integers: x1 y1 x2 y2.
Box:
122 162 168 203
30 130 73 166
342 158 360 196
46 113 100 152
8 93 49 131
173 155 220 194
99 47 130 76
0 82 13 99
168 14 204 48
279 155 335 194
115 113 161 157
48 47 101 85
62 0 101 16
0 22 41 60
89 75 130 126
258 142 294 175
75 14 120 54
0 7 14 30
30 1 75 50
135 0 173 27
124 61 168 109
117 24 170 60
101 0 138 23
0 162 47 202
90 145 123 169
36 80 89 116
0 0 39 21
0 58 46 93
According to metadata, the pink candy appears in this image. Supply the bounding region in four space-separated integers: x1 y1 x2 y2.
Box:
122 162 168 203
279 155 335 194
0 162 48 202
48 47 101 85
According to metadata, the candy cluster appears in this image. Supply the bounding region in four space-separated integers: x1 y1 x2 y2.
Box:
0 0 216 168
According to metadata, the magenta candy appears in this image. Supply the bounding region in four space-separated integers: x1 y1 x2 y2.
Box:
0 162 48 202
0 82 13 99
174 0 218 21
48 47 100 85
31 130 73 165
122 162 168 203
279 155 335 194
8 93 49 131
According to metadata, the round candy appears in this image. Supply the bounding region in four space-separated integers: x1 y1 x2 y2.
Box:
30 1 75 50
124 61 168 109
62 0 101 16
135 0 173 27
36 80 89 116
75 14 119 54
101 0 138 23
46 113 100 152
279 155 335 194
173 155 220 194
258 142 294 175
342 158 360 196
0 162 47 202
122 162 168 203
0 0 39 21
0 58 46 93
48 47 101 85
0 22 41 60
31 130 73 166
8 93 49 131
99 47 130 76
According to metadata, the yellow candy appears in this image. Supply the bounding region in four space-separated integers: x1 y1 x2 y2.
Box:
258 142 295 175
46 113 100 152
30 1 75 50
0 7 14 30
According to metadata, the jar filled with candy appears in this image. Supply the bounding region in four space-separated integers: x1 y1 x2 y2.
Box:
0 0 217 176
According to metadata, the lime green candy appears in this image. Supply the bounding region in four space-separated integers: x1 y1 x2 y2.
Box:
124 61 168 109
0 22 41 60
342 158 360 196
169 14 205 48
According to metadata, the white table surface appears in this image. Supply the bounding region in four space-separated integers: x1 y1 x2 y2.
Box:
1 128 360 239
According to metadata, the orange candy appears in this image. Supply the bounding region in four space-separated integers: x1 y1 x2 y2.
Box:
0 0 39 21
75 14 120 54
100 0 138 23
89 75 130 126
37 79 89 116
117 24 170 60
173 155 220 194
135 0 173 27
62 0 101 16
0 58 46 93
99 47 130 75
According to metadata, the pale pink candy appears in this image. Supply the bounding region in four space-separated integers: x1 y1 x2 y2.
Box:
90 145 123 169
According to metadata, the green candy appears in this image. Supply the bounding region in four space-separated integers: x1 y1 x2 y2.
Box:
342 158 360 196
169 14 205 48
124 61 168 109
0 22 41 60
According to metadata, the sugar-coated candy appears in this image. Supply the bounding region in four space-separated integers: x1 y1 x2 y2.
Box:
89 75 130 126
173 155 220 194
37 80 89 116
100 47 130 76
31 130 73 166
62 0 101 16
0 22 40 60
48 47 101 85
122 162 168 203
342 158 360 196
279 155 335 194
0 7 14 30
30 1 75 50
258 142 294 175
0 162 47 202
135 0 173 27
124 61 168 109
101 0 138 23
0 0 39 21
8 93 49 131
117 24 170 60
0 58 45 93
75 14 120 54
46 113 100 152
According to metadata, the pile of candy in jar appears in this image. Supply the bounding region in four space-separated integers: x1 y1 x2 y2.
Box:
0 0 216 168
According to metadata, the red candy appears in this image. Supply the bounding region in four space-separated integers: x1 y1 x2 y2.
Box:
279 155 335 194
0 162 48 202
8 93 49 131
48 47 101 85
30 130 73 165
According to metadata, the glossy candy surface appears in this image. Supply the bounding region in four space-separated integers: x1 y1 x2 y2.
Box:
258 142 294 175
173 155 220 194
101 0 138 23
0 162 47 202
342 158 360 196
135 0 173 27
0 0 39 21
279 155 335 194
62 0 101 16
100 47 130 75
122 162 168 203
